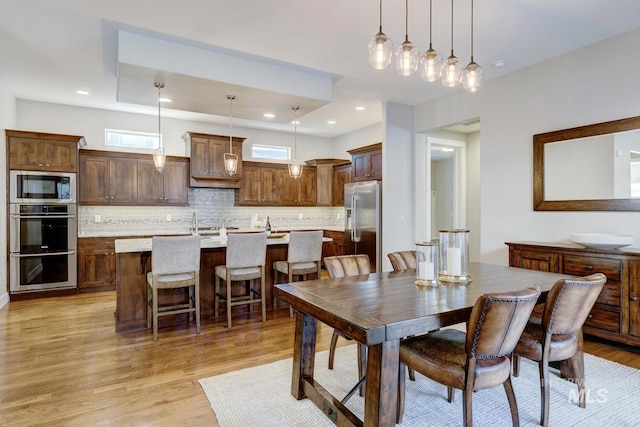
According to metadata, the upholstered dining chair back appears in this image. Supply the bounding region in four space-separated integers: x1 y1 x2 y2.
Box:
226 232 267 269
466 287 541 358
387 251 417 272
542 273 607 334
324 254 371 278
151 235 201 277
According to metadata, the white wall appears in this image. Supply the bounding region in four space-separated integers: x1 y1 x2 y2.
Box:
413 27 640 265
332 123 382 159
0 89 17 310
16 100 334 163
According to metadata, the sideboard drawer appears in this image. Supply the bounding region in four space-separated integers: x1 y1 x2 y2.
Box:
562 255 622 282
597 283 622 307
584 306 622 333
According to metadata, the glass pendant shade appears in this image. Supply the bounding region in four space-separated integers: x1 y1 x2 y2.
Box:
153 146 166 172
395 39 419 76
288 161 304 179
419 47 443 82
224 152 238 175
462 60 484 92
368 32 393 70
441 53 463 87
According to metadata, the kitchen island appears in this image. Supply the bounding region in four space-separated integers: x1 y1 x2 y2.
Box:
114 234 331 332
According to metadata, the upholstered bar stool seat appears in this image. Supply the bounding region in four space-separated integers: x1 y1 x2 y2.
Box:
273 230 323 317
146 235 201 342
388 251 417 271
214 232 267 328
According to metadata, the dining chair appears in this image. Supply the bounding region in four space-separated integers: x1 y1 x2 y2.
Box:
214 232 267 328
387 250 417 271
146 235 201 341
397 286 541 426
323 254 370 395
273 230 323 317
512 273 607 427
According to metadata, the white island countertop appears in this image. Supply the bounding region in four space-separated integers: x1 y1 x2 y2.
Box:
115 233 333 254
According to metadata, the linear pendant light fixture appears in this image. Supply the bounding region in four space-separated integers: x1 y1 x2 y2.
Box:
395 0 419 76
370 0 482 92
153 82 166 172
368 0 393 69
288 106 303 179
462 0 483 92
224 94 238 176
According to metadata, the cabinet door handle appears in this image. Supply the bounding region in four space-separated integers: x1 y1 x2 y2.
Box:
631 296 639 302
587 314 593 319
586 265 593 270
105 196 109 200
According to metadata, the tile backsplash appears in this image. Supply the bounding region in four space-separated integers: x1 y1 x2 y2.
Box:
79 188 344 237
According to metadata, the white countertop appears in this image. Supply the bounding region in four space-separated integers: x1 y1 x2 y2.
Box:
115 233 333 253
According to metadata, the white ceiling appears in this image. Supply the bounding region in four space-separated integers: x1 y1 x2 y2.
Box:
2 0 640 138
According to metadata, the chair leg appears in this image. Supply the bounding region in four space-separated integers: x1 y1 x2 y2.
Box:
539 358 550 427
195 281 201 334
288 269 294 318
513 353 521 377
463 360 476 427
214 274 220 318
328 330 339 369
261 268 266 322
152 287 159 341
226 273 233 329
272 268 278 308
448 387 455 403
146 284 152 329
408 367 416 381
566 351 586 409
504 376 520 427
397 363 407 424
188 285 194 322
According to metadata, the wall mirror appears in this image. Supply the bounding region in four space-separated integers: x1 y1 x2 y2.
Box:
533 116 640 211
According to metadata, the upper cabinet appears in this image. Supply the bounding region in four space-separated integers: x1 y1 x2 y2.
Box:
332 162 352 207
7 130 82 172
306 159 350 207
184 132 244 189
79 150 189 206
348 143 382 182
239 161 317 206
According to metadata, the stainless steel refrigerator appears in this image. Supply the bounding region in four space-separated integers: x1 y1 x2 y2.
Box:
344 180 381 272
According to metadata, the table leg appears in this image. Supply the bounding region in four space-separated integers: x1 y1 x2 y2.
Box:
364 339 399 427
291 310 317 400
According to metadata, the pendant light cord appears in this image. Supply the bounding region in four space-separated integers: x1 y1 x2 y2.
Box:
429 0 433 48
293 106 299 159
450 0 454 56
378 0 383 33
470 0 474 61
404 0 409 42
227 95 235 155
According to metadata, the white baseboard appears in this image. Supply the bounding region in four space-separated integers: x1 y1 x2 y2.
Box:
0 291 8 310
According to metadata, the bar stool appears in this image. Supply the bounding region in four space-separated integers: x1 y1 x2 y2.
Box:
214 232 267 328
273 230 323 317
146 235 201 342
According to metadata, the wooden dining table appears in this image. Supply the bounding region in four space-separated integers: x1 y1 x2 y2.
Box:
274 262 579 427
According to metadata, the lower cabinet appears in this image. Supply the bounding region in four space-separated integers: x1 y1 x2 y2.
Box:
507 241 640 346
78 237 116 292
322 230 345 259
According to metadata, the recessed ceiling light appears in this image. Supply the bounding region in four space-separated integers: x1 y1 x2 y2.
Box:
75 90 90 95
493 60 508 68
327 120 336 125
355 106 366 111
158 97 172 103
264 113 275 118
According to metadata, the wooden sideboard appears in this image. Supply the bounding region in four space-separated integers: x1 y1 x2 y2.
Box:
506 241 640 347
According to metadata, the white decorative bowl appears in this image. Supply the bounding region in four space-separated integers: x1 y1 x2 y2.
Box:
569 233 634 250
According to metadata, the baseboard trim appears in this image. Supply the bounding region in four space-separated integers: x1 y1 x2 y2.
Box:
0 292 9 310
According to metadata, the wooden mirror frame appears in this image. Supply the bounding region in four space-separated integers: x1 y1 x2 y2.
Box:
533 115 640 211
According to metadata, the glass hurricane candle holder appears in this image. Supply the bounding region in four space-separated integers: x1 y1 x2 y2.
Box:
438 229 472 284
415 242 439 287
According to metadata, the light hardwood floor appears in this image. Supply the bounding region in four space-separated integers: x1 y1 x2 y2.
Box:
0 291 638 426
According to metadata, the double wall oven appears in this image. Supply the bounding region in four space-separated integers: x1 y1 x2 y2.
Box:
9 171 77 292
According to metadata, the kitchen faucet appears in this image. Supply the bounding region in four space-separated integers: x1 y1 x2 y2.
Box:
191 211 199 235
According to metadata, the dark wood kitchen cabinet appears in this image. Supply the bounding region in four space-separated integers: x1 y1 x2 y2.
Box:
322 230 345 258
7 130 82 172
238 162 282 205
79 150 189 206
79 151 137 204
137 157 189 205
280 167 316 206
185 132 244 189
306 159 350 207
507 241 640 347
348 142 382 182
78 237 116 292
332 161 352 206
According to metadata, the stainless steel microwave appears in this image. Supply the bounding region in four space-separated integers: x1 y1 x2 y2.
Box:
10 170 76 204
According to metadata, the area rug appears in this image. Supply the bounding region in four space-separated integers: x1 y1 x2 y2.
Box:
199 345 640 426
